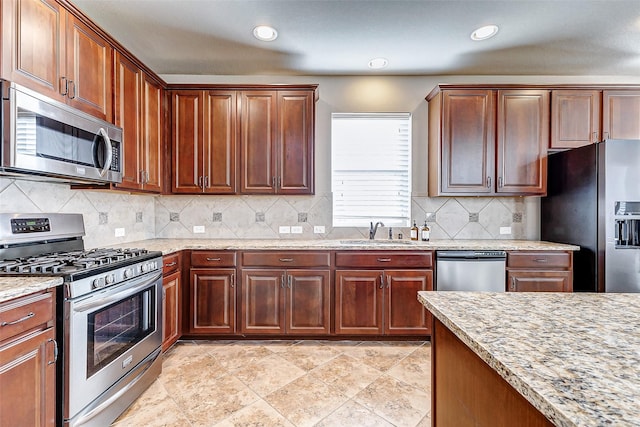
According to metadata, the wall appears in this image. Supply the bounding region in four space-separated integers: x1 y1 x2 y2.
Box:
3 74 640 247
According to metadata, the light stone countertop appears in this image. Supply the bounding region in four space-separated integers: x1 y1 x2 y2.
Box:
418 291 640 427
0 239 578 304
103 238 579 255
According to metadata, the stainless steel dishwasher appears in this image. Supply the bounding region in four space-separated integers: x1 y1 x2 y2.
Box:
436 250 507 292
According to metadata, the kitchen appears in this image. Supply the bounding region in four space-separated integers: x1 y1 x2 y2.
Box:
2 0 640 426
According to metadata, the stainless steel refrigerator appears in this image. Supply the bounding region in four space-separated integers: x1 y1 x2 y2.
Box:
542 139 640 293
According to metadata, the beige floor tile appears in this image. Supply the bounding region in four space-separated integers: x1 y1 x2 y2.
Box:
355 374 430 426
416 412 432 426
208 343 275 371
277 341 342 371
315 400 394 427
231 353 306 397
214 400 295 427
310 354 383 398
265 374 348 427
342 341 416 371
387 348 432 393
113 380 191 427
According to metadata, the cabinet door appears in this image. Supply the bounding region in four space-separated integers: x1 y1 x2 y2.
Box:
162 270 181 351
497 90 549 195
65 13 113 121
440 90 495 194
277 91 314 194
113 52 142 191
172 91 204 193
0 328 56 427
240 91 277 193
190 268 236 334
240 269 285 334
286 270 330 335
141 75 163 192
204 90 237 193
507 271 572 292
1 0 66 101
385 269 433 335
335 270 383 335
602 90 640 140
550 90 601 149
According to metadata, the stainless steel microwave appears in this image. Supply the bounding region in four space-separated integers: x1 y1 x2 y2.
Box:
1 81 122 184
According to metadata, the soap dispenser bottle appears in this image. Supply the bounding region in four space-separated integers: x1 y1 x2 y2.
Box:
410 220 419 241
421 221 430 242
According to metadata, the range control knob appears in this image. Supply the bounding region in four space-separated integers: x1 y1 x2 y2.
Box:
93 277 105 289
124 268 135 279
141 263 149 273
105 274 116 284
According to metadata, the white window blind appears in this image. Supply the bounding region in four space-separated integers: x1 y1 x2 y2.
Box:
331 113 411 227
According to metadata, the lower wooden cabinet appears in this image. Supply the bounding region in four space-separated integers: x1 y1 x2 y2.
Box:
189 268 236 334
506 251 573 292
0 290 56 427
240 269 330 335
335 269 433 335
162 253 182 351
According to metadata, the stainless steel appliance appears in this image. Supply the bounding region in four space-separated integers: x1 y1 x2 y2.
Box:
0 213 162 427
436 250 506 292
542 139 640 293
1 81 123 184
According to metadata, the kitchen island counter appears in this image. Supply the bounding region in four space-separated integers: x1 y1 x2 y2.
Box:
418 291 640 426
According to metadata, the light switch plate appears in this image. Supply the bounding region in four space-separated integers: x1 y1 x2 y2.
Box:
279 226 291 234
499 226 512 235
291 226 303 234
114 228 125 237
193 225 205 233
314 225 325 234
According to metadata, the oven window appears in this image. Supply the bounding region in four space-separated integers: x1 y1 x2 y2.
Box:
86 287 156 378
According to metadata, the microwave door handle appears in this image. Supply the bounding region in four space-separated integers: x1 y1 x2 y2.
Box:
97 127 113 177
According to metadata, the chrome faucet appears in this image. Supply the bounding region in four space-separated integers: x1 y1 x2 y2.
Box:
369 221 385 239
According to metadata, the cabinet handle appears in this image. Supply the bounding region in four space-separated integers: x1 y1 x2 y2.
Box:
379 274 385 289
534 258 548 263
486 176 492 188
1 311 34 326
287 275 292 288
604 132 609 140
69 80 76 99
60 77 68 96
272 177 276 187
48 338 58 365
231 273 235 288
510 276 516 291
277 176 281 187
281 273 286 288
206 257 221 261
377 258 391 262
498 177 503 188
593 131 598 142
198 176 203 188
386 275 391 288
204 176 209 188
164 262 177 268
279 258 294 262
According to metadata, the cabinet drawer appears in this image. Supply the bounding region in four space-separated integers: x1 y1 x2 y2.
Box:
507 251 571 269
191 251 237 267
0 291 54 343
335 252 433 268
242 251 331 267
162 252 182 276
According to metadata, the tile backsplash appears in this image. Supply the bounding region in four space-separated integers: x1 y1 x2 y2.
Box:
0 178 539 248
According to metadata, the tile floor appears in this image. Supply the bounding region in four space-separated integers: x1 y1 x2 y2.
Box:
112 339 432 427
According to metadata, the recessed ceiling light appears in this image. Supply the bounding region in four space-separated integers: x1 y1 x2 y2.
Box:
368 57 389 69
470 25 499 41
253 25 278 41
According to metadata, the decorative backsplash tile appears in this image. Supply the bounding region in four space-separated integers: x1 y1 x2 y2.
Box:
0 177 539 248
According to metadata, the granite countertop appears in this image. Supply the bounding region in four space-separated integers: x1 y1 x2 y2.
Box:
0 276 63 304
105 238 579 255
418 291 640 427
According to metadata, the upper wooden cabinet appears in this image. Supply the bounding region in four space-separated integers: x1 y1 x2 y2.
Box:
550 90 601 149
602 90 640 140
2 0 113 121
114 52 163 193
428 87 548 196
171 85 316 195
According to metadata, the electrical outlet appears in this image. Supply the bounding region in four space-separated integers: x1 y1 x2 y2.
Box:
291 226 303 234
114 228 125 237
193 225 205 234
279 226 291 234
314 225 325 234
499 226 512 235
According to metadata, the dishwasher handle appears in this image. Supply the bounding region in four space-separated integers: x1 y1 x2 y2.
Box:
436 250 506 260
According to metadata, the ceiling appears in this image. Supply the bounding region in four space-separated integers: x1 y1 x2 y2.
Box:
70 0 640 77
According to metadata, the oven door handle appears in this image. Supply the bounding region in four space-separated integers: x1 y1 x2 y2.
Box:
72 272 161 313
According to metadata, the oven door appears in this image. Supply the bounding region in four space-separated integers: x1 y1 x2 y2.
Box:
64 271 162 421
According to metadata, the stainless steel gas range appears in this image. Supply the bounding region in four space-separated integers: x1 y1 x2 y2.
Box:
0 213 163 427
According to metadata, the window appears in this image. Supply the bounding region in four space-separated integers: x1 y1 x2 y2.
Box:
331 113 412 227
